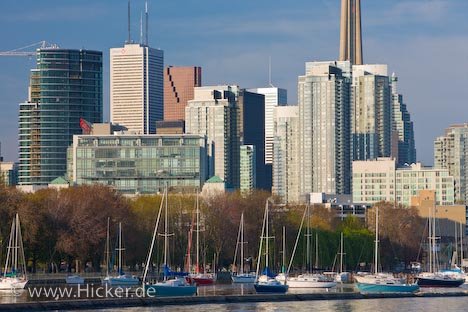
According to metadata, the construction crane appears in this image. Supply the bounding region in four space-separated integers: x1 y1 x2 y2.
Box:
0 41 59 57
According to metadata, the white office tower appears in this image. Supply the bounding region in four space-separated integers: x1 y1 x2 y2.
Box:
247 87 287 164
351 64 392 160
185 86 240 188
273 106 300 203
299 61 352 195
434 124 468 205
110 43 164 134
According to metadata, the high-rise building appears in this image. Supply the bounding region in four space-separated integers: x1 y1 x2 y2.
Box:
353 158 455 207
0 162 18 186
240 145 256 195
391 74 416 165
68 134 207 195
110 43 163 134
339 0 363 65
185 86 240 188
18 48 103 185
351 65 392 160
299 61 352 195
238 90 267 190
164 66 201 121
273 105 300 203
247 87 287 165
434 124 468 204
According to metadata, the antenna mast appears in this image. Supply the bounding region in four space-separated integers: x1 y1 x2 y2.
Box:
145 1 149 45
268 56 274 87
140 11 143 44
127 0 131 44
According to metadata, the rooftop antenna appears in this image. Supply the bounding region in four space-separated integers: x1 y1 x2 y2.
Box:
145 1 149 45
268 56 275 87
140 11 143 44
127 0 132 44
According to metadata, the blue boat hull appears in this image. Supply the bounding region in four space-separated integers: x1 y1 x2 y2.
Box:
356 283 419 294
145 284 197 297
254 283 288 293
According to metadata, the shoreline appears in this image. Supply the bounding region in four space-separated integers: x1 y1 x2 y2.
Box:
1 290 468 311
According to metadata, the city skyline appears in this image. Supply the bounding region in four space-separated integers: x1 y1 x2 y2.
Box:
1 0 468 165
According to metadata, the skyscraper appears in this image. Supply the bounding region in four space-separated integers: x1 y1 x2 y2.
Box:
18 48 103 185
240 145 256 195
434 124 468 205
273 105 300 203
185 86 240 188
352 65 392 160
339 0 363 65
391 73 416 165
299 61 352 195
110 43 163 134
164 66 202 121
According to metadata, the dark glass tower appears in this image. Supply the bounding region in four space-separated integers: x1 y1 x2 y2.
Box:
19 49 103 185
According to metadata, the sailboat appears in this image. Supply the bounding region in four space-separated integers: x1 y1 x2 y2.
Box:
231 212 256 283
143 186 197 297
254 199 288 293
416 202 465 287
333 232 351 283
102 222 139 286
0 214 28 290
355 206 420 293
186 193 215 286
284 205 337 288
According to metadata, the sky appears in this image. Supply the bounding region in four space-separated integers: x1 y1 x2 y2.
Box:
1 0 468 164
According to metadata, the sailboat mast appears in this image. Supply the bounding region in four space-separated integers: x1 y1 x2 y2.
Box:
164 187 169 267
118 222 122 275
240 213 244 275
265 200 269 270
428 208 432 273
196 192 200 274
374 207 379 275
4 218 14 277
460 222 464 266
282 226 286 273
106 217 110 276
315 232 319 270
340 232 344 274
306 204 311 273
14 214 19 274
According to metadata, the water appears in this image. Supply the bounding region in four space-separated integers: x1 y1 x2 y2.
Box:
73 297 468 312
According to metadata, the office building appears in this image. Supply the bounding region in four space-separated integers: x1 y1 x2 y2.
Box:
272 105 300 203
339 0 363 65
185 86 240 188
19 48 103 185
164 66 201 121
351 65 392 161
391 74 416 165
434 124 468 204
0 162 18 186
299 61 352 195
68 134 208 195
353 158 455 207
156 120 185 134
247 87 287 165
240 145 256 195
110 43 163 134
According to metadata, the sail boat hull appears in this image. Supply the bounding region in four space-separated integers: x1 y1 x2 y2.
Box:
416 276 465 287
231 274 256 283
0 278 27 290
186 274 215 286
254 280 288 293
145 278 197 297
356 282 419 294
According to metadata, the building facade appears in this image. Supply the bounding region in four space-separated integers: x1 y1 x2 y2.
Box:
0 162 18 186
351 65 392 161
391 74 416 166
272 105 300 203
68 134 207 195
110 43 163 134
246 87 287 165
353 158 455 207
299 61 352 195
240 145 256 195
19 48 103 185
434 124 468 204
185 86 240 188
164 66 201 121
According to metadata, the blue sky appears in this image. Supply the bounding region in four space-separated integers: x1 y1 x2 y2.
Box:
1 0 468 164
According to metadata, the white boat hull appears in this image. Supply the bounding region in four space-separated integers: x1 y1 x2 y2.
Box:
102 275 139 286
287 279 337 288
66 275 84 285
0 278 28 290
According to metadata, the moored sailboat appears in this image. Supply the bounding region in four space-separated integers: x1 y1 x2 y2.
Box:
0 214 28 291
142 186 197 297
254 199 288 293
355 206 419 294
231 212 255 283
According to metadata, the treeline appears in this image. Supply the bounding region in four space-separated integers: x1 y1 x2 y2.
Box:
0 185 424 274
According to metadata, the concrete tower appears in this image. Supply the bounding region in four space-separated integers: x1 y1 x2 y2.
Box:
339 0 363 65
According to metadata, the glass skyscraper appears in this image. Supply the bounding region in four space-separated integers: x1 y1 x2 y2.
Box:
18 48 103 185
